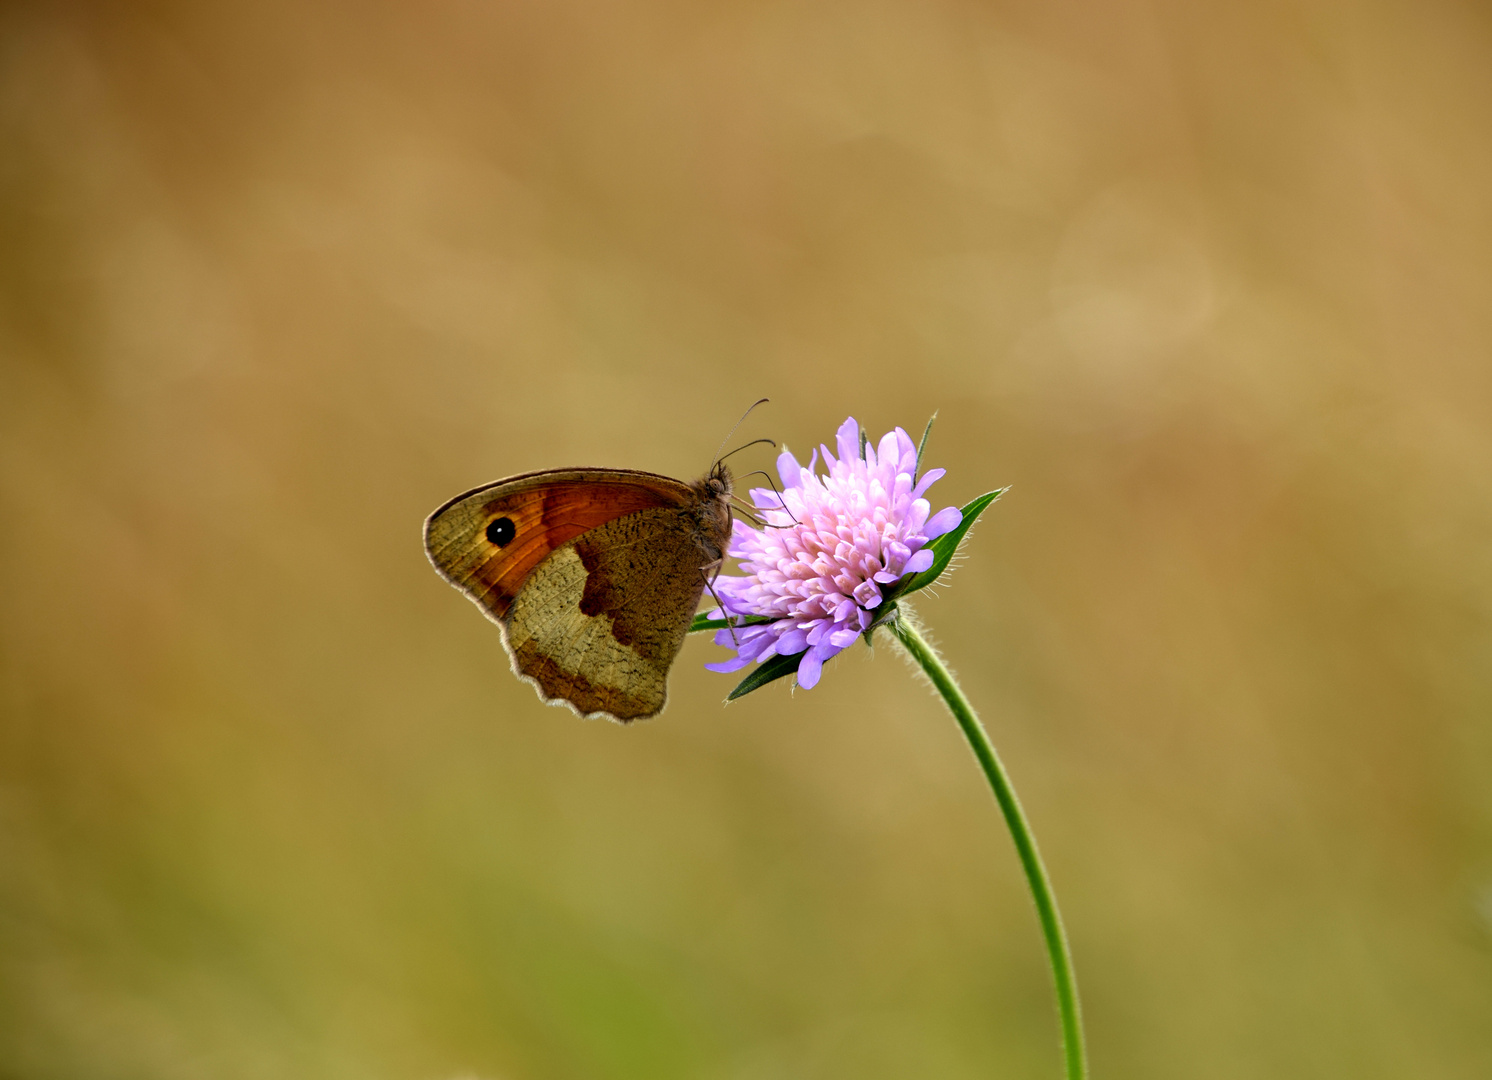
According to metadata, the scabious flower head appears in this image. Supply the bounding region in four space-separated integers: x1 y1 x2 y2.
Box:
707 417 962 689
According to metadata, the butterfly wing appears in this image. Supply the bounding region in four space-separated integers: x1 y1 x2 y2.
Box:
424 469 722 722
424 469 695 619
502 505 723 720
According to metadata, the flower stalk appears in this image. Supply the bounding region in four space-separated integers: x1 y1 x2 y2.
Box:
888 610 1087 1080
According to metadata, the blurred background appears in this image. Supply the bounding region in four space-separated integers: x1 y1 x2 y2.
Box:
3 1 1490 1077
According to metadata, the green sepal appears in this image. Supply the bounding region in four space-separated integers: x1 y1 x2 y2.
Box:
861 602 901 646
689 613 773 634
726 651 804 701
914 412 937 480
886 488 1006 601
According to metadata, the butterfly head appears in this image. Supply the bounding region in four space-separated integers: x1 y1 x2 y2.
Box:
683 459 734 562
704 458 733 500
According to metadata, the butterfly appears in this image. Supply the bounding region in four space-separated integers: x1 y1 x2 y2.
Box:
424 460 735 722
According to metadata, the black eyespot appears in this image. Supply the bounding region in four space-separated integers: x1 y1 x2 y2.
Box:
486 516 516 547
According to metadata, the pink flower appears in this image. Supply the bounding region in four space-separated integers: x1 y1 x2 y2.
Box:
707 418 962 689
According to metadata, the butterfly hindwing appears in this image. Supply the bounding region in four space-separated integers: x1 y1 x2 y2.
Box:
504 508 716 720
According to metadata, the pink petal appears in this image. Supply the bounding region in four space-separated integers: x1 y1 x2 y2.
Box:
705 657 750 673
894 426 917 464
877 430 901 471
925 506 963 539
904 548 935 574
835 417 861 463
776 628 810 654
796 648 824 689
912 467 945 499
776 448 803 488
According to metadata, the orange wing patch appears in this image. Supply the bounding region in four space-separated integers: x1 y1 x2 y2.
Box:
424 471 693 621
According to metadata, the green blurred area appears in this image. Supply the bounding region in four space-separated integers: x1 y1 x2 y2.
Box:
3 1 1491 1077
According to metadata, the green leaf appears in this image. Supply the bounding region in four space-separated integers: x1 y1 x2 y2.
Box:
889 488 1006 600
726 651 803 701
689 613 773 634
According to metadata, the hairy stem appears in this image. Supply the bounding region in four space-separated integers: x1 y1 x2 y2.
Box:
888 611 1087 1080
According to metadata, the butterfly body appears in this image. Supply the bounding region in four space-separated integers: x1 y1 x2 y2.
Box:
424 462 732 722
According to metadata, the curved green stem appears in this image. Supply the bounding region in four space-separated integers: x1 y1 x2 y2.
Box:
888 611 1087 1080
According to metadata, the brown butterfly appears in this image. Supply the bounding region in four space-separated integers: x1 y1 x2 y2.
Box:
424 460 735 722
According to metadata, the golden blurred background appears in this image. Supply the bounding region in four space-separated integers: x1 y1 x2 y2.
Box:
3 1 1491 1077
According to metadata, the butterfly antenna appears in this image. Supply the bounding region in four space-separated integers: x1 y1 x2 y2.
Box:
718 436 777 465
711 398 771 467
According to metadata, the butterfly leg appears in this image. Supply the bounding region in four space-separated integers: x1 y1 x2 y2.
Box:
727 496 767 528
729 472 800 528
697 564 741 647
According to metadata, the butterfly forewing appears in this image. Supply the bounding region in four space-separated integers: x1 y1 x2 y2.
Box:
425 470 694 619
